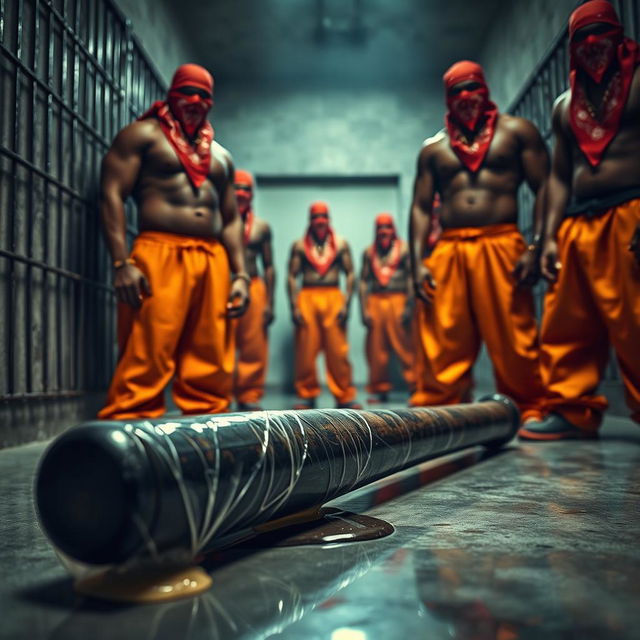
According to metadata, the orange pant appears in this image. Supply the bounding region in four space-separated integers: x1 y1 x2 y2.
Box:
409 299 430 407
98 231 234 419
365 292 416 393
410 224 544 421
540 198 640 431
234 277 268 403
294 287 356 403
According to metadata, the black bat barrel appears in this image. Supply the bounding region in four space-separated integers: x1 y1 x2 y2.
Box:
35 395 519 566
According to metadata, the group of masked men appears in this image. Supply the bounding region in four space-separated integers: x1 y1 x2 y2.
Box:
97 1 640 441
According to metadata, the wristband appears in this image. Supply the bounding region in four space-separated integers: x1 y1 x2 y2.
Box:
527 235 542 252
232 272 251 285
112 258 135 270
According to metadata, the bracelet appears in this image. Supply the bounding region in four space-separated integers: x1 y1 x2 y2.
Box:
232 272 251 285
112 258 135 270
527 235 542 252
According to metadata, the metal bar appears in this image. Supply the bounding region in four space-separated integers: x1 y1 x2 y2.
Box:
25 0 40 393
7 0 24 396
55 0 67 392
0 390 86 401
36 397 520 565
42 1 54 394
0 44 112 148
0 0 5 44
0 0 168 403
0 238 112 291
0 141 97 202
0 146 137 238
42 0 124 93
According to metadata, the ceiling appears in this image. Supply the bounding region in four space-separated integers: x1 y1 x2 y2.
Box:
167 0 505 88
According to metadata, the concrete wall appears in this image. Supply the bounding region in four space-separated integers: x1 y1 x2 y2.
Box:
113 0 199 84
214 84 445 220
479 0 579 110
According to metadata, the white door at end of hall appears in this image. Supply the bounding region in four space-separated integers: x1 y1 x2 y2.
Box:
254 177 403 391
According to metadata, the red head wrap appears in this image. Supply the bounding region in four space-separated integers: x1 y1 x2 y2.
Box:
234 169 255 244
138 64 215 189
569 1 621 39
304 202 337 276
170 64 214 94
309 201 330 216
234 169 254 191
443 60 487 90
370 213 401 287
443 61 499 173
567 1 639 166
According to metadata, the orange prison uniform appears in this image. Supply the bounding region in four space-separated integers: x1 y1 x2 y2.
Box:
365 292 416 393
234 277 269 404
294 287 357 403
540 198 640 432
99 231 234 419
411 223 544 421
409 299 430 407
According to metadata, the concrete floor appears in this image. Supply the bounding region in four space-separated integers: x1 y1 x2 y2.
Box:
1 394 639 639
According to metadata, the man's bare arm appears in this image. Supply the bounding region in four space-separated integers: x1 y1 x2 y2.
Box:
260 223 275 326
512 116 551 286
338 242 356 326
541 96 573 282
401 248 414 326
359 250 372 328
409 144 437 303
217 152 250 317
100 120 154 307
287 243 305 326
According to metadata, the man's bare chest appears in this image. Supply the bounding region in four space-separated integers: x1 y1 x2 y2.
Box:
434 131 520 180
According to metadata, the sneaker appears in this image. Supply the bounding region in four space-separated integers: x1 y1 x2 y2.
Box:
238 402 263 412
336 401 363 410
292 398 316 410
518 413 598 441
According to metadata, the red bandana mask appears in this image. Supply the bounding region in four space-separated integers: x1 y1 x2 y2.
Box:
234 169 254 245
370 214 402 287
447 85 490 131
304 202 337 276
572 28 623 83
568 1 640 167
139 64 214 189
443 61 499 173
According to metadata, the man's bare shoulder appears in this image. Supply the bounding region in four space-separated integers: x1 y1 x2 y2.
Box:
291 238 305 253
500 113 544 143
112 119 159 152
335 235 350 252
553 90 571 118
210 141 233 177
254 217 272 240
420 130 447 158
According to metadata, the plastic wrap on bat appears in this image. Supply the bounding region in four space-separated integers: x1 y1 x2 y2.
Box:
35 394 519 568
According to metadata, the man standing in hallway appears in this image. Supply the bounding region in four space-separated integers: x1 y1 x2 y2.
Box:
288 202 362 410
519 1 640 440
410 60 548 423
359 213 415 403
98 64 249 420
233 169 275 411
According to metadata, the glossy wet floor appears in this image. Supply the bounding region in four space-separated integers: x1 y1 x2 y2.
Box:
1 401 639 639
